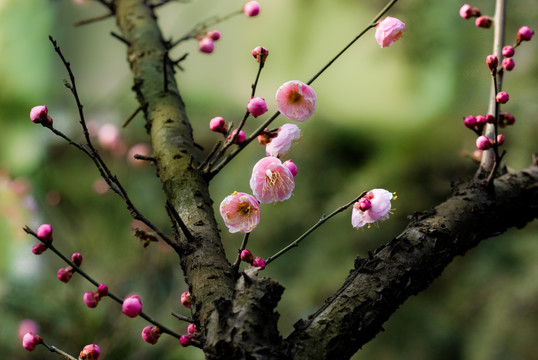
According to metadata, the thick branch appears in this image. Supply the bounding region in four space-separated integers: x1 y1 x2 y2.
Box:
285 163 538 359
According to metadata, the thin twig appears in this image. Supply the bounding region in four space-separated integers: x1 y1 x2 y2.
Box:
265 192 367 265
110 31 131 46
166 200 195 242
41 341 77 360
232 233 250 272
171 312 195 323
74 12 114 27
122 104 144 128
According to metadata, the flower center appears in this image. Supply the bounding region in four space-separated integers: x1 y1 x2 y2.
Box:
288 91 302 104
237 202 251 217
265 169 280 185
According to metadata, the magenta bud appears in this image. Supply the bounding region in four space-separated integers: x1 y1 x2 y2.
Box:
476 135 493 150
97 284 109 297
240 249 254 264
187 323 198 335
247 97 268 118
496 91 509 104
485 114 495 124
207 30 221 41
22 332 42 351
358 198 372 211
502 45 515 58
57 267 74 283
181 291 192 308
283 160 298 177
226 129 246 145
252 256 266 270
459 4 473 19
475 115 488 126
497 134 505 145
83 291 99 308
209 116 228 134
32 243 48 255
501 112 515 126
502 58 515 71
122 295 143 318
141 326 161 345
199 37 215 54
243 1 260 17
71 252 83 266
179 335 193 347
79 344 101 360
517 26 534 42
475 16 492 29
485 54 498 71
29 105 52 124
463 115 477 128
36 224 53 244
252 46 269 64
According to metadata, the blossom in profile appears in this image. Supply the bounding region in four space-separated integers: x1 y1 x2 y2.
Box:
275 81 316 122
243 1 260 17
250 156 295 203
265 123 302 158
219 191 261 233
79 344 101 360
122 295 143 318
351 189 394 229
375 17 406 48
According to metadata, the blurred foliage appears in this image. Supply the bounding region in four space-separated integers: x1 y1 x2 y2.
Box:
0 0 537 359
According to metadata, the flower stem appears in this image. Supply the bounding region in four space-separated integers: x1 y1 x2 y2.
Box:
40 340 77 360
265 192 366 265
232 233 250 272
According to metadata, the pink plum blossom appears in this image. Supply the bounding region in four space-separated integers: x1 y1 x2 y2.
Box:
265 123 302 158
249 156 295 203
243 1 260 17
247 97 268 117
22 332 42 351
351 189 394 229
122 295 143 318
142 326 161 345
181 291 192 308
375 17 406 48
79 344 101 360
275 80 316 122
199 37 215 53
219 191 261 233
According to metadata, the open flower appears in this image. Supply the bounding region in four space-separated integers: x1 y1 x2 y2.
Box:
351 189 394 229
265 123 302 157
219 192 261 233
375 17 406 48
275 80 316 122
250 156 295 203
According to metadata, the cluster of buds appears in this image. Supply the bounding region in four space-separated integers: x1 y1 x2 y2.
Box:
83 284 109 308
198 30 221 54
57 252 83 283
239 249 266 269
459 4 491 28
32 224 53 255
179 323 200 347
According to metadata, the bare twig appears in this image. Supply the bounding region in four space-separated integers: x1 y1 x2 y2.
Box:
74 12 114 27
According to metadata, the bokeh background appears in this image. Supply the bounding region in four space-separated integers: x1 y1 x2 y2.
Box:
1 0 537 359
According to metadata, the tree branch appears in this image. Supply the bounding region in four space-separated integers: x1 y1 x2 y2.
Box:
285 162 538 359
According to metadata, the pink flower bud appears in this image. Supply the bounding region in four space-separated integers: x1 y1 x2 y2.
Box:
179 334 193 347
502 58 515 71
71 252 83 266
247 97 268 117
22 332 42 351
122 295 143 318
496 91 509 104
497 134 505 145
375 16 406 48
243 1 260 17
485 114 495 124
475 16 492 29
476 135 493 150
283 160 298 177
97 284 109 297
36 224 53 244
181 291 192 308
252 257 266 269
18 320 39 341
209 116 228 134
240 249 254 264
517 26 534 42
187 323 198 335
252 46 269 64
199 37 215 54
463 115 477 128
485 54 498 71
32 243 48 255
29 105 52 124
79 344 101 360
352 189 394 229
57 266 74 283
459 4 473 19
83 291 99 308
276 80 316 122
219 192 260 233
501 112 515 126
141 326 161 345
502 45 514 58
357 198 372 211
226 129 246 145
475 115 488 126
207 30 221 41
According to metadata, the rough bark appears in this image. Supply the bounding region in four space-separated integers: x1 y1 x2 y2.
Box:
114 1 538 359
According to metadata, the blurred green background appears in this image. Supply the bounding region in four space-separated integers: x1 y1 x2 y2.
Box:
1 0 537 359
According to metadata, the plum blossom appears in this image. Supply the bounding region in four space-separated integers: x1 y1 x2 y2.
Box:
250 156 295 203
351 189 394 229
375 17 406 48
275 80 316 122
219 191 261 233
265 123 302 157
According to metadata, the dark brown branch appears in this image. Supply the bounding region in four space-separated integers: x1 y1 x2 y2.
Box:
285 163 538 359
75 12 114 26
